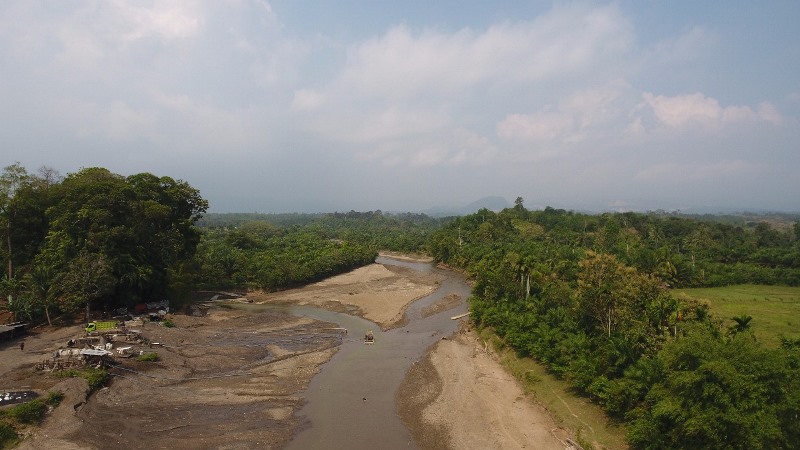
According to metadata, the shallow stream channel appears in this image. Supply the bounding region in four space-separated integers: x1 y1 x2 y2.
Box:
240 256 471 449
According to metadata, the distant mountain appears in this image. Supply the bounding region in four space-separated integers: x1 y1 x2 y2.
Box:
423 196 511 217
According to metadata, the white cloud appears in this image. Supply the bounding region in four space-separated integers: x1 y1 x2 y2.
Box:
496 112 574 142
291 89 325 111
625 117 646 138
634 160 764 182
449 128 498 166
337 4 632 101
643 26 717 67
643 92 725 126
53 1 202 66
641 92 783 128
495 82 634 153
343 107 451 144
73 101 159 141
757 102 784 125
111 0 202 42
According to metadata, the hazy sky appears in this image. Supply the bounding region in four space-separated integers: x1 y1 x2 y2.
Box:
2 1 799 213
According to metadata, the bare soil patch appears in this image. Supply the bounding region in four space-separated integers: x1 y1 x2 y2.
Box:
420 293 462 319
3 310 341 450
399 327 574 450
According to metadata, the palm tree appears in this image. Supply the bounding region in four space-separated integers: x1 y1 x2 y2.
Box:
729 314 753 335
28 264 56 326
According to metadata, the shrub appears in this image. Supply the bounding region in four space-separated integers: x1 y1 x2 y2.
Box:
137 352 159 362
0 422 19 448
45 391 64 407
6 399 47 424
162 319 176 328
55 368 109 390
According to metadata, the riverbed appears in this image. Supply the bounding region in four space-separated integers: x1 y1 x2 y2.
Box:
234 256 472 449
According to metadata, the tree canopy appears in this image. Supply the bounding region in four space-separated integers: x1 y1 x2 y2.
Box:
1 165 208 322
427 204 800 449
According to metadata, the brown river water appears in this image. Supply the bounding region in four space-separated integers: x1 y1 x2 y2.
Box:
273 256 472 450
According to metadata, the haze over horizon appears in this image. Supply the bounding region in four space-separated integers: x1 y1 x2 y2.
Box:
3 1 799 214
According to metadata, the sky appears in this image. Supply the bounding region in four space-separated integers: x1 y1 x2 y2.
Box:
2 1 799 213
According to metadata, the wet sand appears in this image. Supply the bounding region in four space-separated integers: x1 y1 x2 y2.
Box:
249 260 444 330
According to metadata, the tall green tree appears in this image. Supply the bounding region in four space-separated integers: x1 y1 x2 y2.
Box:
27 263 57 326
0 163 31 281
41 167 208 311
577 251 637 338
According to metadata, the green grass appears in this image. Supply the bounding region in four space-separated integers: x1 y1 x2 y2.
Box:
673 284 800 346
478 328 629 450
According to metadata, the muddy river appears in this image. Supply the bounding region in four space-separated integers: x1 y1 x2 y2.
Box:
242 257 471 449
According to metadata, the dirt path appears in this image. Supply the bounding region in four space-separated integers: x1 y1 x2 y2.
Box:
399 328 573 450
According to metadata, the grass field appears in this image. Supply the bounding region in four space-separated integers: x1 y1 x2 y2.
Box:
673 284 800 346
478 328 629 450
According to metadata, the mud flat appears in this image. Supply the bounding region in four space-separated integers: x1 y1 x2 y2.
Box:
6 310 342 450
249 258 444 330
1 256 444 449
2 255 575 449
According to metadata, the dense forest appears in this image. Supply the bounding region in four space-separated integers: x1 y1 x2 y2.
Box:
427 200 800 449
0 164 208 324
194 210 444 290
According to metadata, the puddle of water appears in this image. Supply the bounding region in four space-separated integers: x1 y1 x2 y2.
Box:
0 390 39 406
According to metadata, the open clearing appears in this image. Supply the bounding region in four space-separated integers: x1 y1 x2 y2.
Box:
673 284 800 346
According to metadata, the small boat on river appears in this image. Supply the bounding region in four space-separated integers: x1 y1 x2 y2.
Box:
364 330 374 345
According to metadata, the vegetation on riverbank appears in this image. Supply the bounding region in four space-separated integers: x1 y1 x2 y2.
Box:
1 163 449 325
477 327 629 449
1 163 208 324
428 200 800 449
193 210 444 291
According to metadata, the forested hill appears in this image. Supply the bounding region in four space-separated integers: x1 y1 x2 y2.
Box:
427 203 800 449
